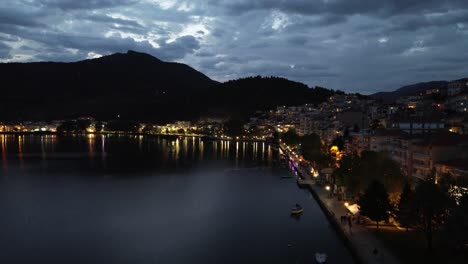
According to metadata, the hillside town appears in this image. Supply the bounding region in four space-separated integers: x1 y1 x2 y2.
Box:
2 79 468 264
2 79 468 184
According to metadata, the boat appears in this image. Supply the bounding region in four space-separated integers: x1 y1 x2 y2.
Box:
291 204 304 214
315 253 327 263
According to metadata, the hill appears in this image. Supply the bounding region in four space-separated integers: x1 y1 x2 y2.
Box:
197 76 337 116
0 50 218 121
0 51 337 122
371 81 448 102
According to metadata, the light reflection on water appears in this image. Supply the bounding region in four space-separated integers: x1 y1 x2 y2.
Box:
0 134 275 173
0 134 354 264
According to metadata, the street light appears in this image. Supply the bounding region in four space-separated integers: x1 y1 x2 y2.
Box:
325 185 330 191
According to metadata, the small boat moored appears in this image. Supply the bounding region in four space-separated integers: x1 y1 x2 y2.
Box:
291 204 304 214
315 252 327 263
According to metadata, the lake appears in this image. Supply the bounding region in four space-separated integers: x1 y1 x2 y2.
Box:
0 134 353 263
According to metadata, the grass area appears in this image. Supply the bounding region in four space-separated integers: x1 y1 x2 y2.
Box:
372 227 467 264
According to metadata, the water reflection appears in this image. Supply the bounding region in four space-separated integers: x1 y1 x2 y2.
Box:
0 134 354 264
87 134 95 158
0 135 273 172
1 134 7 170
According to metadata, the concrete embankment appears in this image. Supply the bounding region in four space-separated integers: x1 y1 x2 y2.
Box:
280 144 400 264
296 175 365 264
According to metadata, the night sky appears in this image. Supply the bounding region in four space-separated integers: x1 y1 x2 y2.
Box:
1 0 468 94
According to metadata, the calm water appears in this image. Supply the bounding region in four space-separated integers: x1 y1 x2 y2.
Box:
0 134 353 264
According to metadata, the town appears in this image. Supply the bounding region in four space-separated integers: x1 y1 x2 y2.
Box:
2 79 468 181
1 78 468 264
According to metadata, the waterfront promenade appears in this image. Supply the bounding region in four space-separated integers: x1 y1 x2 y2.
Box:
284 147 401 264
308 180 401 264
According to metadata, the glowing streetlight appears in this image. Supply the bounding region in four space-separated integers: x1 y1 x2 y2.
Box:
325 185 331 191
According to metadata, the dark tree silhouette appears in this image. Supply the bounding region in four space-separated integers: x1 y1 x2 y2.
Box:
396 183 416 231
106 120 139 133
358 180 392 232
413 175 455 251
281 129 300 147
446 194 468 253
301 133 322 161
333 152 360 191
57 120 90 133
224 117 244 136
332 136 345 151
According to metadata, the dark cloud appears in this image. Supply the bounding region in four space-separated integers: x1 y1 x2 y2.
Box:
0 7 46 27
212 0 468 16
195 51 215 57
0 0 467 93
32 47 89 62
80 14 144 29
35 0 139 10
0 42 11 59
157 35 201 61
435 56 468 63
0 34 20 42
414 64 462 73
387 10 468 33
287 35 308 45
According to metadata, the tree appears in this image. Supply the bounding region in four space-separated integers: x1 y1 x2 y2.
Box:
333 152 359 189
106 120 139 133
272 131 280 144
57 120 90 133
412 175 455 251
315 153 334 169
358 180 392 232
300 133 322 161
446 194 468 252
355 151 406 195
331 151 406 197
224 117 244 136
370 119 383 130
396 183 416 231
281 128 300 147
332 136 345 151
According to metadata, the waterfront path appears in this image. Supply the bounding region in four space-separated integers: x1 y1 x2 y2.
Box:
284 146 401 264
307 181 401 264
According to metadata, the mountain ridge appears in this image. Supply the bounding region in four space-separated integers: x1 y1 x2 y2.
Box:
371 77 468 102
0 51 336 122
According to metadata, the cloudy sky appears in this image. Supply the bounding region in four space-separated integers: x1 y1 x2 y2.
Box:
1 0 468 94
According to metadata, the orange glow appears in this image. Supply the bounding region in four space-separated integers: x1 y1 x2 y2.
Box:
330 145 339 153
1 134 7 166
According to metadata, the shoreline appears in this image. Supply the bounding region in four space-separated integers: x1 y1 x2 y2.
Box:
0 132 267 142
302 180 365 264
291 164 365 263
280 144 400 264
